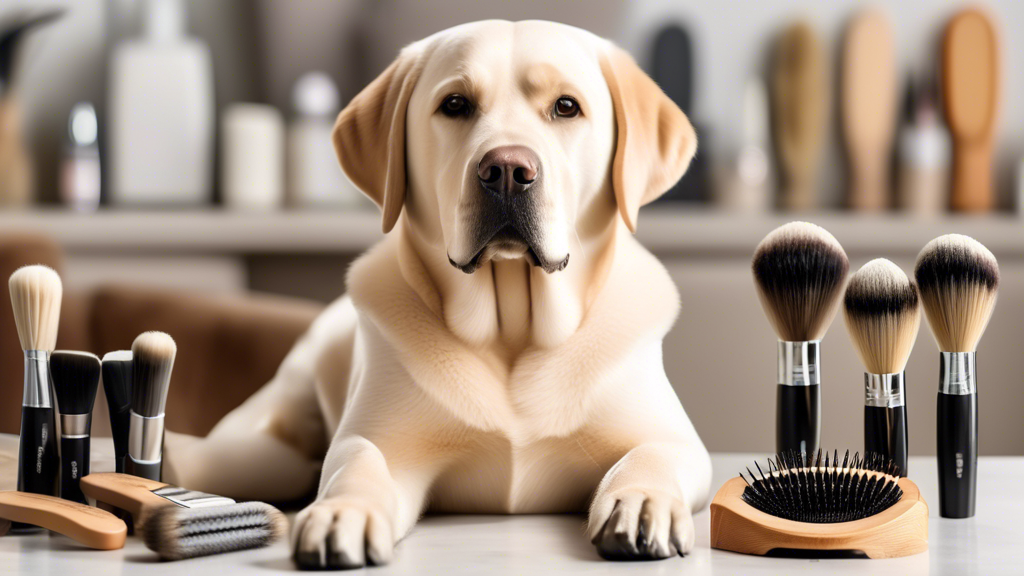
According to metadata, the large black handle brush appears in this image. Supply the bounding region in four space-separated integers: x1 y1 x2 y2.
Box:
915 234 997 519
51 351 102 504
753 222 849 456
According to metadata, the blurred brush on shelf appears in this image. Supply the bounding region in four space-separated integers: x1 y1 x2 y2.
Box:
897 74 950 215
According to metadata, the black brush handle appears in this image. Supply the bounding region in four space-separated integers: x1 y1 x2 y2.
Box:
125 457 161 482
865 405 908 477
108 407 131 474
776 384 820 456
937 392 977 518
17 406 59 495
59 436 90 504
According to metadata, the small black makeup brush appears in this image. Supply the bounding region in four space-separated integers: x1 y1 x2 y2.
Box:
915 234 998 518
8 265 62 501
126 332 176 482
101 351 133 473
50 350 101 504
753 222 850 456
844 259 921 477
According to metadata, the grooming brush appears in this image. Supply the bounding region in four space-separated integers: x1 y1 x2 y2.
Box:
101 350 133 473
710 450 928 558
8 266 62 506
126 332 176 481
915 234 998 518
841 9 897 211
81 473 288 560
752 222 850 455
50 351 102 504
844 259 921 477
942 8 1000 212
0 491 126 550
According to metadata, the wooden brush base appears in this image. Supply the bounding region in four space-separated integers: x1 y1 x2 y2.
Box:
710 476 928 559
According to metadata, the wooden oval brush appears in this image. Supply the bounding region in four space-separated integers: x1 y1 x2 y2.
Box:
711 450 928 558
844 259 921 476
771 22 828 210
0 491 126 550
752 222 850 455
842 9 897 211
915 234 998 518
942 9 1000 212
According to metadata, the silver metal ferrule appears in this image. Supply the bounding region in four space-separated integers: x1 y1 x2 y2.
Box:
777 341 821 387
940 351 976 395
128 411 164 464
152 486 235 509
22 350 53 408
60 413 92 438
864 372 906 408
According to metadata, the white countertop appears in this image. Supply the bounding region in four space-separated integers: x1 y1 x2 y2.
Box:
0 435 1021 575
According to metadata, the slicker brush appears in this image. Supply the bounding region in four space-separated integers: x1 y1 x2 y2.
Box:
915 234 998 518
752 222 850 455
9 265 63 506
50 351 102 504
844 259 921 477
710 449 928 559
126 332 177 481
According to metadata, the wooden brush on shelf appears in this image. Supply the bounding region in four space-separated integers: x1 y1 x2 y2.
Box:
942 8 1000 212
711 450 928 559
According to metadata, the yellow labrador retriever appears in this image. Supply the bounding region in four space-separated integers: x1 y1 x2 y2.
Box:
165 20 711 569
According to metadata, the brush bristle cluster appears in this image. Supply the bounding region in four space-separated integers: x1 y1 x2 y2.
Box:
914 234 999 352
752 222 850 341
8 265 63 351
843 259 921 374
143 501 288 560
740 449 903 524
50 351 102 415
101 351 133 414
131 332 177 418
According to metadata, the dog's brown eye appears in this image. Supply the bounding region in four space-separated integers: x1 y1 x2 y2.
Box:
440 94 472 117
554 97 580 118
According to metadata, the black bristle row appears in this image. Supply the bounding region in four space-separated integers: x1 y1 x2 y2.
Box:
50 351 102 415
740 449 903 524
143 501 287 560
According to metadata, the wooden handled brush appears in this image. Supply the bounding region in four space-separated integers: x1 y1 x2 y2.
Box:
841 9 897 211
710 450 928 558
771 22 828 210
942 9 1000 212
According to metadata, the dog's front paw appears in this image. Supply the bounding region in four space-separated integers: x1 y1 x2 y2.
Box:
292 497 395 570
587 488 695 560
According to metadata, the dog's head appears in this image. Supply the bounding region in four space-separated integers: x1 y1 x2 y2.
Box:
334 20 696 274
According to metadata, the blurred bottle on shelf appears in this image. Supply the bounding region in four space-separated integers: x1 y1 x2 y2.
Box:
288 72 364 209
0 9 62 208
716 79 772 212
60 103 101 211
222 104 284 211
108 0 214 207
896 75 949 215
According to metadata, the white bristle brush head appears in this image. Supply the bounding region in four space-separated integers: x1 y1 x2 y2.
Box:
131 332 177 418
143 501 288 560
914 234 999 353
843 259 921 374
752 222 850 341
8 265 63 352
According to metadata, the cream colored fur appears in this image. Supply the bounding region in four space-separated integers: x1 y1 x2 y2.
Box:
164 20 711 569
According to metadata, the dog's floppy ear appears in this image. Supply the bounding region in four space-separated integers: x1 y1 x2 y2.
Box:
333 47 424 233
600 45 697 233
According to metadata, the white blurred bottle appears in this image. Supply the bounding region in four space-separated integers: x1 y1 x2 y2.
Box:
108 0 214 206
716 79 772 212
287 72 364 209
896 77 949 214
222 104 284 211
61 103 101 211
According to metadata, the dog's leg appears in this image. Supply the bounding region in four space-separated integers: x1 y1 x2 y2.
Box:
292 435 431 570
587 441 712 560
163 297 357 501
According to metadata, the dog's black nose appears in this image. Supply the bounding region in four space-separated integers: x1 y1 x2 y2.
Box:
477 146 540 195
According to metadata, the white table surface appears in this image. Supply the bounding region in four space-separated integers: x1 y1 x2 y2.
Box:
0 434 1021 575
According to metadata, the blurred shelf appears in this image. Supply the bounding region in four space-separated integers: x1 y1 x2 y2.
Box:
2 207 1023 257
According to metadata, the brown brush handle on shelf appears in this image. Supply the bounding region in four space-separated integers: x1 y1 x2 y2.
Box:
0 491 126 550
951 139 994 212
